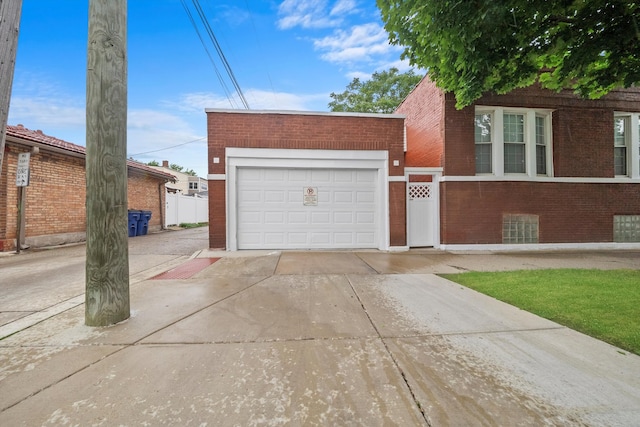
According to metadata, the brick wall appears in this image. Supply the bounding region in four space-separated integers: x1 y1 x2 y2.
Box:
440 84 640 178
429 84 640 245
207 111 406 249
396 77 445 167
127 170 165 231
441 181 640 244
0 146 16 251
0 144 166 251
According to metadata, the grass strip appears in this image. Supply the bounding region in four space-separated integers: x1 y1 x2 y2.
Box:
440 269 640 355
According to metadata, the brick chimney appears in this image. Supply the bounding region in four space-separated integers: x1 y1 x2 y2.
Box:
162 160 169 167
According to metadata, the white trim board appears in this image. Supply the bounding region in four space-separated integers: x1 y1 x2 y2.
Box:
441 176 640 184
440 242 640 252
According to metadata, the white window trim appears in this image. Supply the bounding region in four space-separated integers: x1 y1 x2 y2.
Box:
476 106 554 178
614 112 640 179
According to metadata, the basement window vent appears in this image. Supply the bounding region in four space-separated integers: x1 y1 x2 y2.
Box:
503 214 539 244
613 215 640 242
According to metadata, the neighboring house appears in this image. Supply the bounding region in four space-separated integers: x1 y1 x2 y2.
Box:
0 125 175 251
397 78 640 249
206 82 640 251
187 175 208 196
148 161 190 194
148 161 207 196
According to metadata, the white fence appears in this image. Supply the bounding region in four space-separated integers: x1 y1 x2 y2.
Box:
165 193 208 227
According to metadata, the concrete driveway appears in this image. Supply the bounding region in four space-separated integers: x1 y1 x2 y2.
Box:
0 230 639 425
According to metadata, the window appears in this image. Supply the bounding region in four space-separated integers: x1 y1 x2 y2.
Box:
189 182 198 190
614 117 628 175
503 214 539 244
614 215 640 242
474 113 492 174
475 107 552 177
503 114 525 173
535 115 547 175
614 113 640 178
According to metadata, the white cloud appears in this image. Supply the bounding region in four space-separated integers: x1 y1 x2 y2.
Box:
330 0 358 16
126 109 208 176
8 96 85 128
346 70 371 80
277 0 358 29
313 23 399 64
174 89 328 112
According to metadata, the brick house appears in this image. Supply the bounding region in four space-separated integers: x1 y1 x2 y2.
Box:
206 110 407 250
0 125 175 251
206 81 640 251
397 77 640 249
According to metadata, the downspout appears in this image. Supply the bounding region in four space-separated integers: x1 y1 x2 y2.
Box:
158 182 165 230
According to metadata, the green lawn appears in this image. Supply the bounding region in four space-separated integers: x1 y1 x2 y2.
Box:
440 269 640 355
178 222 208 229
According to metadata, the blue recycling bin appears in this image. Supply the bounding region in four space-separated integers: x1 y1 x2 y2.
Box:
127 210 141 237
136 210 152 236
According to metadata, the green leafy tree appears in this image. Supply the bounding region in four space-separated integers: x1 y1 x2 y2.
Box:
147 160 197 176
378 0 640 108
329 67 423 113
170 163 198 176
169 163 184 173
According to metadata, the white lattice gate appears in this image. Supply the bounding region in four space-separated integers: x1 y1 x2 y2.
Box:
407 176 438 247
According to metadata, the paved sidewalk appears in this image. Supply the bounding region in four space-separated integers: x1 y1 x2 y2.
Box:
0 236 639 425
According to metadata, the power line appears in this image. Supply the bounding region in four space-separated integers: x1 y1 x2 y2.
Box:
180 0 238 108
182 0 250 109
128 136 207 157
191 0 250 109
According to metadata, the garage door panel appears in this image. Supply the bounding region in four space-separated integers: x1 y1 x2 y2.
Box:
239 211 261 224
334 170 355 182
311 170 331 182
241 169 262 181
288 170 307 181
356 232 376 244
311 212 331 224
287 211 308 223
356 191 375 203
264 169 286 181
264 233 285 244
287 191 303 203
264 190 285 203
264 212 285 224
311 232 330 244
239 190 262 203
334 191 354 203
237 168 378 249
356 212 375 224
333 212 354 223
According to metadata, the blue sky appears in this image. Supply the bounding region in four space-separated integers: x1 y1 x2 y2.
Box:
8 0 411 177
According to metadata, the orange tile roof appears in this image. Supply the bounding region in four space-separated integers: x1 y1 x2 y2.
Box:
6 124 176 181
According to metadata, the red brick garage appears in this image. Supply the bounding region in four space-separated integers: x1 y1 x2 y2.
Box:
206 110 407 251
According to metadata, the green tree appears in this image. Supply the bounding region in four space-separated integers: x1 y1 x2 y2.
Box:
147 160 197 176
378 0 640 108
169 163 184 173
328 67 423 113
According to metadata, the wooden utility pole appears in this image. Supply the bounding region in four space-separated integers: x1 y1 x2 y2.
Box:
0 0 23 172
85 0 129 326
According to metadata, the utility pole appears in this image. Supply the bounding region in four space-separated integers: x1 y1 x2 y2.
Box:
0 0 23 172
85 0 129 326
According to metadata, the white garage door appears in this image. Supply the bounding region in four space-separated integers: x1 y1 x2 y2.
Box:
237 167 378 249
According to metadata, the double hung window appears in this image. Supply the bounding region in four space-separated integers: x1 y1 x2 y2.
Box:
475 107 552 177
614 113 640 178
